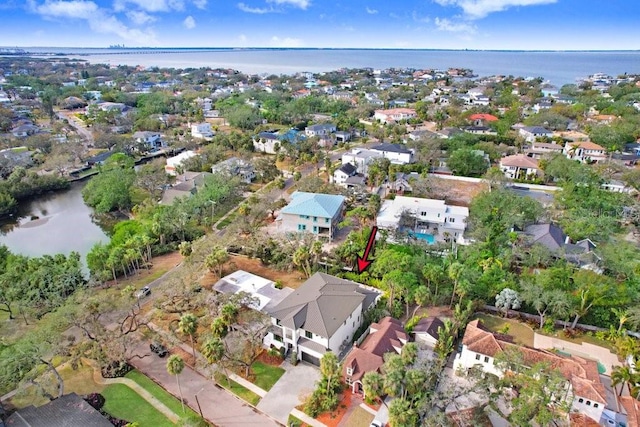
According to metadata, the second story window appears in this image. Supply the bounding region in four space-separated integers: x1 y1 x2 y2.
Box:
305 330 312 339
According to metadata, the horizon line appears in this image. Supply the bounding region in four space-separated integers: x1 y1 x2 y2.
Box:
2 46 640 53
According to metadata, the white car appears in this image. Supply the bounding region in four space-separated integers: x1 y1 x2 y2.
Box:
370 421 384 427
136 286 151 298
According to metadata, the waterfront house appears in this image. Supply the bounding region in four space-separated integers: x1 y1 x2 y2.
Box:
276 192 345 240
263 272 381 365
376 196 469 244
342 317 408 395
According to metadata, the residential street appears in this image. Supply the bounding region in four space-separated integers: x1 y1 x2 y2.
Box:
129 341 282 427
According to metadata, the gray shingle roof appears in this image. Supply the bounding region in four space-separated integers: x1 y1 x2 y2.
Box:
268 272 380 338
371 143 412 154
338 163 357 176
281 192 345 219
524 223 567 251
6 393 113 427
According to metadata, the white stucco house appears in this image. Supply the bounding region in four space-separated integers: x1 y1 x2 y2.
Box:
373 108 417 124
376 196 469 245
370 143 414 164
191 122 214 139
263 272 381 365
453 320 609 425
499 154 541 180
518 126 553 142
563 141 607 163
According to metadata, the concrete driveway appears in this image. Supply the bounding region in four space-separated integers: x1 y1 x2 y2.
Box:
257 361 320 424
130 342 280 427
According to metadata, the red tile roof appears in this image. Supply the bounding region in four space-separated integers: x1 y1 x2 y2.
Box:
621 396 640 427
462 320 607 403
469 113 499 122
342 317 408 383
500 154 540 169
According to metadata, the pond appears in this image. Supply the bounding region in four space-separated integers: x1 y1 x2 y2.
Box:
0 181 111 261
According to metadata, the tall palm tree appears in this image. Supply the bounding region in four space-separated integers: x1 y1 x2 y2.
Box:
448 262 464 308
202 338 230 387
178 313 199 364
166 355 185 413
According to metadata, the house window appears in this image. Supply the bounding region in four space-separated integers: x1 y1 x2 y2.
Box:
578 398 584 403
475 354 481 361
305 330 312 339
450 218 455 223
313 226 318 233
325 218 330 223
420 211 427 216
274 334 283 342
298 224 306 231
346 377 352 385
313 217 317 222
484 356 489 363
346 367 353 376
586 401 591 406
593 403 599 408
276 319 281 326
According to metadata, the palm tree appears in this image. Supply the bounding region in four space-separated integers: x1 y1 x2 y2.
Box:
611 365 638 397
320 352 340 396
202 337 231 387
166 355 185 413
178 313 199 364
447 262 464 308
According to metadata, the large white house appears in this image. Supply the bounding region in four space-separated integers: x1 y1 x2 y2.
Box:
191 122 214 139
454 320 609 424
341 148 383 176
563 141 607 163
263 272 381 365
373 108 417 124
165 150 197 175
499 154 541 180
518 126 553 142
376 196 468 244
370 143 414 164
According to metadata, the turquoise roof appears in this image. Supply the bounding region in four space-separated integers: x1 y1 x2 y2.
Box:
281 192 345 218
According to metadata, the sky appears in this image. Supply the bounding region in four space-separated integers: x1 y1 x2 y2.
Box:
1 0 639 50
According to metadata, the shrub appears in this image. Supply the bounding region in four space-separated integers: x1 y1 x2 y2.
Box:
290 351 298 366
101 361 132 378
84 393 105 410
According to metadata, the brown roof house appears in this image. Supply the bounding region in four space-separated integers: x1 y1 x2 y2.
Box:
263 272 381 366
499 154 541 180
342 317 408 396
453 320 608 424
621 396 640 427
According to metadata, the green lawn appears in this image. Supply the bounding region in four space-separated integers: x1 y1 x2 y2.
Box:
124 370 200 419
214 373 261 406
251 361 285 392
474 313 535 346
102 383 174 427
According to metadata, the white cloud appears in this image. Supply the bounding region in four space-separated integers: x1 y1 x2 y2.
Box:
237 2 271 13
412 11 430 23
267 0 310 10
192 0 207 9
31 0 158 44
432 0 557 19
365 7 377 14
113 0 184 12
270 36 303 47
126 10 156 25
434 17 476 32
183 15 196 29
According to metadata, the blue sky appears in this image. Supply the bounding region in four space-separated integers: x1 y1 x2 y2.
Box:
1 0 639 49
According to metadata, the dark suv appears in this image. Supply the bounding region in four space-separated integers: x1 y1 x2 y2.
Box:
150 342 168 357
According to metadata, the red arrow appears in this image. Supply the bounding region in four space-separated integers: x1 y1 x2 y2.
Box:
357 226 378 273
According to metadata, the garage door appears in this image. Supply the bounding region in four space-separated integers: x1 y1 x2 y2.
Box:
301 351 320 366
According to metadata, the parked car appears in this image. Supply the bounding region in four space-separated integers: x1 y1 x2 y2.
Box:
150 342 168 357
136 286 151 298
369 421 384 427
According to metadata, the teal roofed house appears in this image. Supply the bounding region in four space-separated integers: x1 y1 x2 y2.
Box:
277 191 345 240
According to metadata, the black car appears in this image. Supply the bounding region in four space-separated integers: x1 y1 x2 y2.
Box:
150 342 168 357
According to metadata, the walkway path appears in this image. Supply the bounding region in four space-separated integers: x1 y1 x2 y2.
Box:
82 358 180 423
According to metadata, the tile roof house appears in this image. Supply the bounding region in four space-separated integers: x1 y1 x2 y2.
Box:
469 113 498 126
263 272 381 365
453 320 608 424
499 154 541 180
5 392 113 427
276 192 345 240
524 141 564 159
621 396 640 427
342 317 408 395
563 141 607 163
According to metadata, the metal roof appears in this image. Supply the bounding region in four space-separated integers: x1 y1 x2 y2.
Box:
281 192 345 219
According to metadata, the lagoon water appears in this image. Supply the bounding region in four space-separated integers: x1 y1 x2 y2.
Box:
25 47 640 87
0 181 110 261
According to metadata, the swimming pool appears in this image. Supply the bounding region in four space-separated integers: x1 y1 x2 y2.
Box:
410 232 436 244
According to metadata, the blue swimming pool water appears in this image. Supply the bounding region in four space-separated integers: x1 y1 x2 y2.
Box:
411 232 436 244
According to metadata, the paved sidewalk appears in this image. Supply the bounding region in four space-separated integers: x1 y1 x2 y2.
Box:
130 342 281 426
